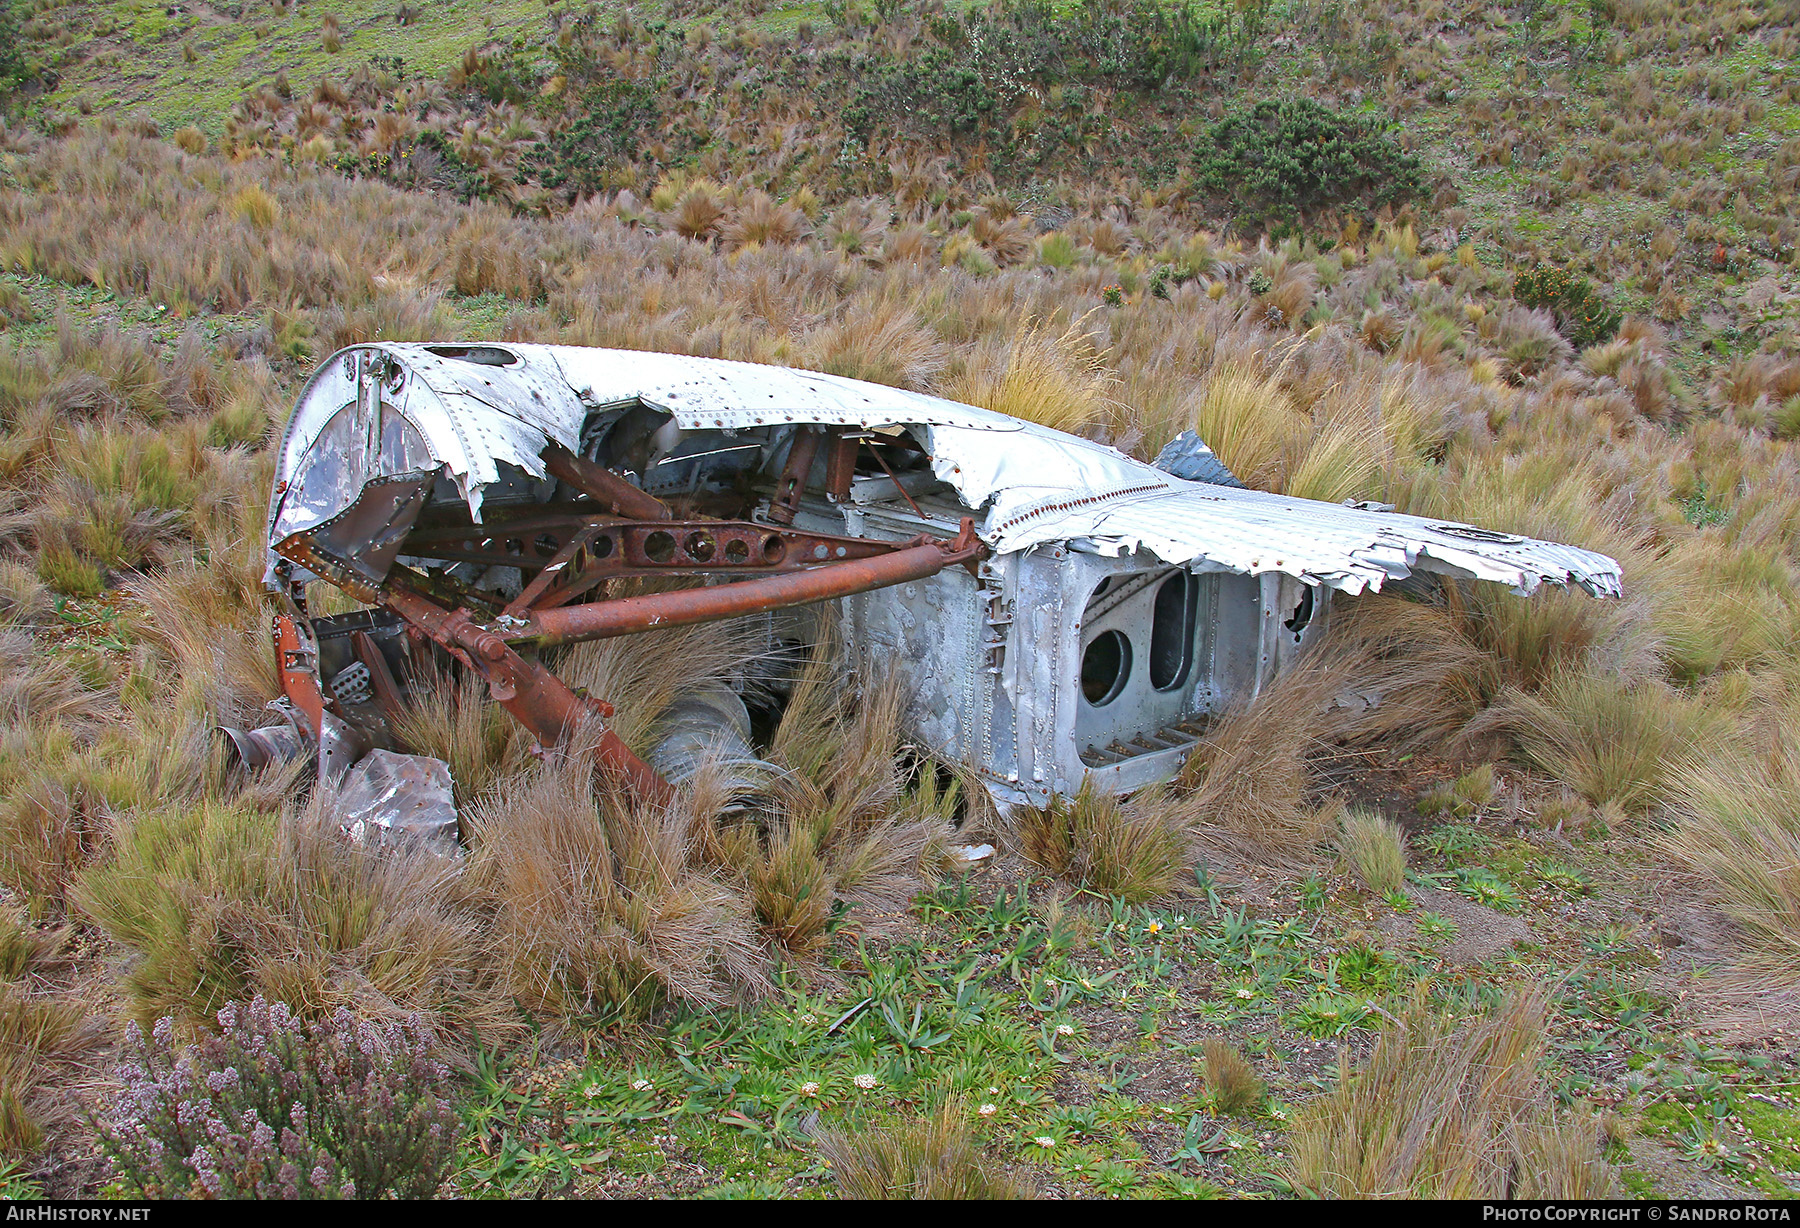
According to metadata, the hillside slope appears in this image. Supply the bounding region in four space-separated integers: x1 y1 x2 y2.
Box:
0 0 1797 1203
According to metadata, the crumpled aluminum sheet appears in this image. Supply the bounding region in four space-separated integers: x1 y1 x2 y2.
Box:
331 748 460 858
268 343 1623 599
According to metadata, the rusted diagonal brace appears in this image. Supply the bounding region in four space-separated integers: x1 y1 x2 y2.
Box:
517 519 985 648
542 444 672 521
384 586 674 803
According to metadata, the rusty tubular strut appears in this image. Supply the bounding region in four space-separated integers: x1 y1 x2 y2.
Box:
384 586 674 803
522 524 983 647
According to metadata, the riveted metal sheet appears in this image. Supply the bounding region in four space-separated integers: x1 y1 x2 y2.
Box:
270 343 1623 602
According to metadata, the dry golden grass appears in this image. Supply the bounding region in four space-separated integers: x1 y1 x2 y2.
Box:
802 296 947 390
723 191 811 251
1287 987 1618 1198
0 984 98 1154
0 909 70 982
1471 671 1722 812
1311 593 1495 748
0 763 110 920
1286 415 1389 503
390 670 534 803
74 798 514 1038
1015 780 1188 904
559 615 766 753
816 1100 1034 1199
1182 362 1305 490
466 751 771 1019
1339 808 1408 895
1172 657 1354 865
940 315 1117 434
1202 1038 1266 1115
1666 739 1800 985
746 651 955 948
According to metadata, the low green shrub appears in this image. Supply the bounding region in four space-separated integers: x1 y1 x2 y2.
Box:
1193 98 1423 221
1512 264 1621 347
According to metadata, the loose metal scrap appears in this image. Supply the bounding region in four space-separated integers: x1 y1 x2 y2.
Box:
256 343 1623 814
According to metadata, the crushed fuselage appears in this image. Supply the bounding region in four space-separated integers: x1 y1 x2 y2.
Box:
247 343 1623 814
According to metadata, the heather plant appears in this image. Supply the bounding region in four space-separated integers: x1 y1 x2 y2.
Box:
100 998 455 1200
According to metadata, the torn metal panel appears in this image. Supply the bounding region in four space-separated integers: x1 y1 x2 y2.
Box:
330 749 461 858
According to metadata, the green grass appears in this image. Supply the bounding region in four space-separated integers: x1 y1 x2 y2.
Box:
36 0 548 137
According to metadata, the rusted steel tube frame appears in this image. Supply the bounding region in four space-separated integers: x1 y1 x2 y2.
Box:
384 586 674 802
542 444 672 521
768 426 824 526
523 523 984 647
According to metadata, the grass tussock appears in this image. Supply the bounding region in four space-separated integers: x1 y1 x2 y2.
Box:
1202 1038 1266 1115
466 750 772 1020
1016 780 1187 904
0 909 70 982
1339 809 1408 895
1173 657 1354 865
1666 739 1800 984
1471 671 1722 812
389 670 534 803
1184 362 1305 490
816 1100 1033 1200
1312 593 1496 749
940 316 1117 435
1287 987 1618 1198
73 800 511 1038
559 615 766 753
746 649 957 950
0 984 98 1154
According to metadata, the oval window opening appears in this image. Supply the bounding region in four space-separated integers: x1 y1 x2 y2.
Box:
1081 630 1132 706
1150 572 1197 691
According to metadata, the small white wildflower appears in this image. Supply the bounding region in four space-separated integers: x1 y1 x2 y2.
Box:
1228 1138 1244 1150
630 1079 653 1092
1270 1107 1288 1121
1235 986 1254 999
800 1081 821 1097
978 1104 997 1117
1055 1024 1075 1036
583 1083 602 1098
800 1013 817 1025
1035 1135 1056 1148
987 1086 1000 1094
853 1073 877 1090
1144 920 1163 935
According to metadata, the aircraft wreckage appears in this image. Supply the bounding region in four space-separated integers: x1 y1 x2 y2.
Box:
231 343 1622 851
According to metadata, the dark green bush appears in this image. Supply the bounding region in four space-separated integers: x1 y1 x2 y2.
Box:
1512 264 1621 347
1192 98 1423 221
528 78 665 197
458 37 542 105
844 0 1267 146
0 1 37 111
